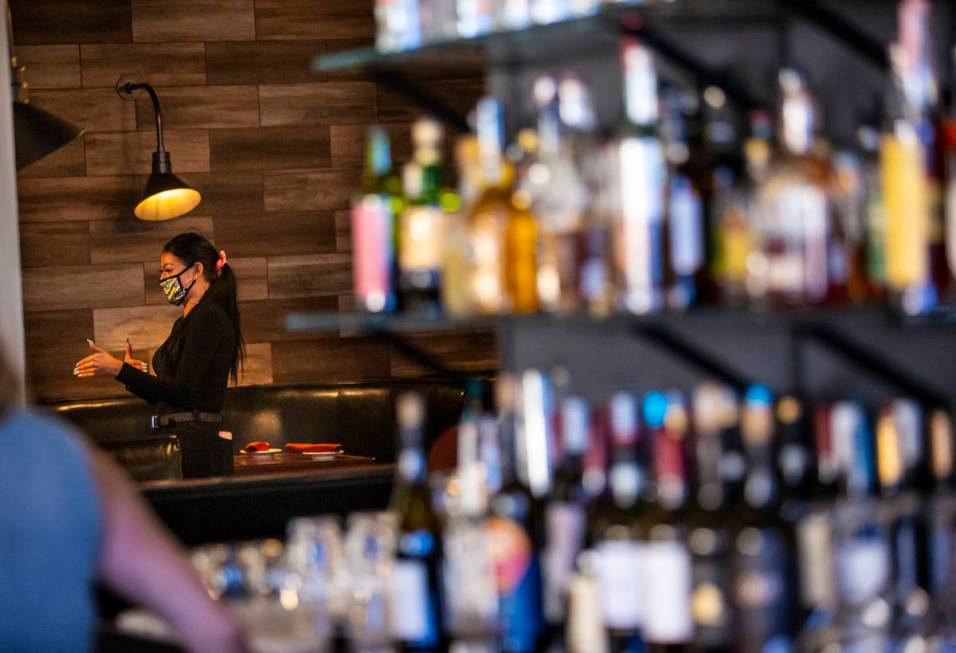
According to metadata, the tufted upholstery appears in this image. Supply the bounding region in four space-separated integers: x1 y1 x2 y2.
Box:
44 379 466 466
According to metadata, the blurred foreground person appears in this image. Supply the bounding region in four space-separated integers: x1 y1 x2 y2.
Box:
0 347 245 652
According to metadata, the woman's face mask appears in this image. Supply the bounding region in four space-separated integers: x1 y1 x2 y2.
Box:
159 267 197 306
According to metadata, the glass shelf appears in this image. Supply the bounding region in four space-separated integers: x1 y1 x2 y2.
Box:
285 305 956 336
312 1 782 73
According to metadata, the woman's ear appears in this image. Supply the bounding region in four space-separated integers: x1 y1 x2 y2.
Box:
193 261 205 278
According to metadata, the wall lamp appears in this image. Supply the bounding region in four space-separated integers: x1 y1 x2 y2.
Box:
118 79 201 221
7 4 84 170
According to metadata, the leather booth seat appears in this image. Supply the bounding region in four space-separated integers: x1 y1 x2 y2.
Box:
44 379 465 481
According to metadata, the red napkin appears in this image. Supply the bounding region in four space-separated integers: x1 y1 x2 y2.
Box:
285 443 343 454
243 441 271 452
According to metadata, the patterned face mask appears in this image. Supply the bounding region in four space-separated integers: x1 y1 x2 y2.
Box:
159 267 196 306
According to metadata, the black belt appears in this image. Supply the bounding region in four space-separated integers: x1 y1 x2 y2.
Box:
151 411 223 429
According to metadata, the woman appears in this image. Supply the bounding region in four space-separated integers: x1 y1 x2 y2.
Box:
0 345 245 651
74 232 245 478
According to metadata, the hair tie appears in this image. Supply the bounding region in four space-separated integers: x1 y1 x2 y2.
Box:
215 250 227 274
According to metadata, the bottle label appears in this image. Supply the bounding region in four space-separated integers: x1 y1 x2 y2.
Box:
881 134 929 289
643 540 693 643
351 194 394 312
618 137 665 313
487 516 543 651
669 176 705 276
596 540 644 629
400 205 445 275
389 558 438 644
543 502 586 622
443 520 498 636
691 551 732 647
796 510 834 608
836 531 889 604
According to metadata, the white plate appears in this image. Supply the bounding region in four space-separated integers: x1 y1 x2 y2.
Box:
240 448 282 455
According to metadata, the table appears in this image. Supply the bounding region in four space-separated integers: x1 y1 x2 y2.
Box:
233 452 376 476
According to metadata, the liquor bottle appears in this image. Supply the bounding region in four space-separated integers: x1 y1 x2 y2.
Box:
612 40 667 315
590 392 647 652
389 393 445 651
456 0 492 38
881 42 933 315
488 374 546 653
529 75 591 315
927 408 956 639
753 69 833 306
399 117 447 315
444 381 499 647
542 395 590 644
877 400 934 646
375 0 422 52
825 401 892 652
661 87 706 311
492 0 532 31
729 385 796 653
560 75 613 317
945 46 956 282
830 151 870 304
505 129 540 314
857 107 889 303
464 97 511 315
638 392 694 652
687 384 738 653
419 0 458 42
352 126 400 313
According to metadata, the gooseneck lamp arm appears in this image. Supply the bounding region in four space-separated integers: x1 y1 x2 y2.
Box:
120 82 168 169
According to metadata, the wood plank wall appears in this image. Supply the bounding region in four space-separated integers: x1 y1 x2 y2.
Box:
11 0 494 402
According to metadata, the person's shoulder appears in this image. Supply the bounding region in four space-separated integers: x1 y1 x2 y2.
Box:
193 300 230 324
0 410 89 458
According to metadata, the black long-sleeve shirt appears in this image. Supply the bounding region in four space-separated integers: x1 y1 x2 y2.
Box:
115 299 237 415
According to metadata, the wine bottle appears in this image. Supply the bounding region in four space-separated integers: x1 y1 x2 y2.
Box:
352 126 400 313
687 384 738 653
488 374 546 653
729 385 797 653
389 392 445 651
639 392 694 653
543 395 590 640
590 392 647 653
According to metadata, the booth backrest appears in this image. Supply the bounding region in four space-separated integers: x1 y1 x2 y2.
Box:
45 379 465 464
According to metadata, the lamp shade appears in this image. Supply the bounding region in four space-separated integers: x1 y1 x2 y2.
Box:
134 171 202 221
12 101 84 170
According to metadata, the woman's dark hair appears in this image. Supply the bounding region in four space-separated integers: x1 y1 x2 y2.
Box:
163 232 245 383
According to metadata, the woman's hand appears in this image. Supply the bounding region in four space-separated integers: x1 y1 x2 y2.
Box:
124 338 149 374
73 341 123 379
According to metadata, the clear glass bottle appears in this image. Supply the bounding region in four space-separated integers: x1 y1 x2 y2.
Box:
753 69 833 307
389 393 445 651
611 40 667 315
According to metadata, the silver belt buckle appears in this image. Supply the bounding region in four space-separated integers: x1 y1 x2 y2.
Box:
151 415 160 429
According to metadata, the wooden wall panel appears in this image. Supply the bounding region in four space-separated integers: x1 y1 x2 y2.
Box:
239 342 274 386
14 45 81 89
85 130 210 175
8 0 132 45
93 304 183 351
17 176 140 223
377 79 486 123
209 126 331 171
254 0 375 41
179 171 265 215
90 216 214 264
14 0 492 403
29 88 136 133
17 138 86 179
23 264 145 312
213 211 336 258
271 337 391 384
389 332 498 377
259 82 377 126
19 223 91 269
131 0 256 42
267 253 352 299
81 43 207 88
134 85 259 130
264 168 360 212
240 296 339 343
206 41 323 85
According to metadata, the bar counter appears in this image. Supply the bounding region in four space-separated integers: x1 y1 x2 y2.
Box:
141 461 395 545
